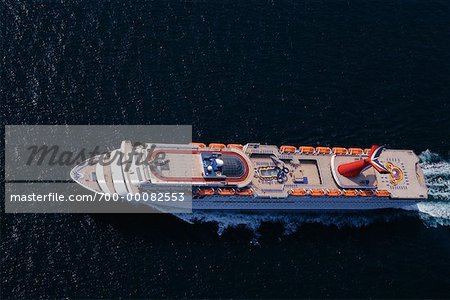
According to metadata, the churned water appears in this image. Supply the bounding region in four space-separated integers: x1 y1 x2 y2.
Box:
1 0 450 298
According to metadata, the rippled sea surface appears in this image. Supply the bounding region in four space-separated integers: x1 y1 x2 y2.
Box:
1 0 450 298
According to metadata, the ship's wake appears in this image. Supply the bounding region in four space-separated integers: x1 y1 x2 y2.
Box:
413 150 450 226
176 150 450 234
175 210 412 236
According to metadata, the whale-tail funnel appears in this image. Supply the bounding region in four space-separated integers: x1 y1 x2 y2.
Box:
338 145 390 178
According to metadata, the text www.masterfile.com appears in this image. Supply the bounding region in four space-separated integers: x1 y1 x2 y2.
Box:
9 192 186 202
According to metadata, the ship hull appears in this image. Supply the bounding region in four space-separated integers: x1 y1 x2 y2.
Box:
188 195 420 211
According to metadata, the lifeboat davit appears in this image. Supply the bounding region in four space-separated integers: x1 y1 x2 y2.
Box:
359 190 374 197
227 143 244 150
309 189 326 196
342 189 358 197
375 190 390 197
315 146 332 154
326 189 342 196
195 188 215 196
217 188 236 196
280 145 296 153
236 188 253 196
332 147 348 155
348 148 364 155
299 146 315 154
289 189 307 196
209 143 225 150
337 145 390 178
192 142 206 148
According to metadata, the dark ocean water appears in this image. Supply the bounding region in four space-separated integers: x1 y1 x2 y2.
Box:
1 0 450 298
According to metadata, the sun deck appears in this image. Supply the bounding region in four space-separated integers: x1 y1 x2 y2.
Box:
146 147 254 188
242 144 427 199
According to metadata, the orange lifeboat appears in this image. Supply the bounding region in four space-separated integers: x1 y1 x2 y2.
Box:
342 189 358 197
309 189 326 196
289 189 307 196
326 189 342 197
375 190 390 197
363 148 372 155
359 190 374 197
236 188 253 196
227 143 244 150
195 188 215 196
299 146 315 154
192 142 206 148
217 188 236 196
348 148 364 155
332 147 348 155
315 146 332 155
280 145 296 153
209 143 225 150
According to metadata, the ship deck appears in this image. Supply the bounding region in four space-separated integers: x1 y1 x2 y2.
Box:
244 144 427 199
71 141 428 201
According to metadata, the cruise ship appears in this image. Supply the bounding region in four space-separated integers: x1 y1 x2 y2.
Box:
71 141 428 211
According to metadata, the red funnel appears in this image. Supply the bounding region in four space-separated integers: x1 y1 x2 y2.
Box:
337 145 389 178
337 158 370 178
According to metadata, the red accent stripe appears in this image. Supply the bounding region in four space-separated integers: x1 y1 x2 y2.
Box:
148 149 250 184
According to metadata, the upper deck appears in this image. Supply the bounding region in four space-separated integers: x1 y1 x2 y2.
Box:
145 146 254 188
243 144 427 199
71 141 428 200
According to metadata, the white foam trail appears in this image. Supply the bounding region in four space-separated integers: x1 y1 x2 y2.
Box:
415 202 450 227
177 150 450 233
176 211 405 235
414 150 450 225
